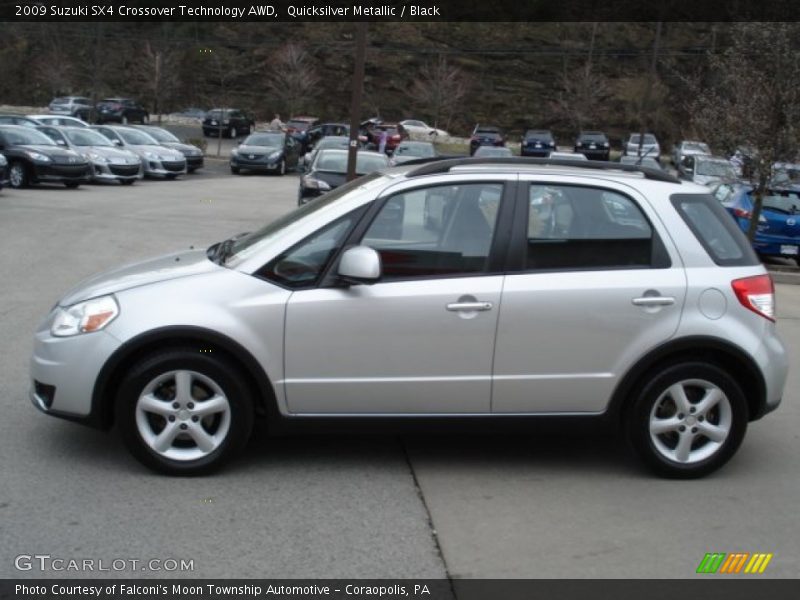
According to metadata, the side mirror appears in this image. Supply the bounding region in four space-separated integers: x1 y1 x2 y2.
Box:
113 139 122 147
338 246 381 284
56 139 67 146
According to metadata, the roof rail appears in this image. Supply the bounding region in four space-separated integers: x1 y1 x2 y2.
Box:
406 156 681 184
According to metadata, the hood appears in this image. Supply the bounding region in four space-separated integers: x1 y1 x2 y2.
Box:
59 249 219 306
128 144 182 159
19 144 86 162
238 144 281 154
311 170 347 189
162 141 202 155
80 146 140 163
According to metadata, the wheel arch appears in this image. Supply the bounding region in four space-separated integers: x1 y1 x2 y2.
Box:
607 336 767 426
91 326 278 430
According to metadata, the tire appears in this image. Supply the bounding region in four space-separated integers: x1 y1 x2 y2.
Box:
64 182 80 189
231 166 240 174
142 114 149 124
8 161 28 189
626 362 748 479
230 126 237 139
116 348 254 475
277 159 286 176
121 115 129 125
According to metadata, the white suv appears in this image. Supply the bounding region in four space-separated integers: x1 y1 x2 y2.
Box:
30 157 788 477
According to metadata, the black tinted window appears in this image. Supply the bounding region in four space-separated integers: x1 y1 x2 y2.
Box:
670 194 759 266
526 185 663 270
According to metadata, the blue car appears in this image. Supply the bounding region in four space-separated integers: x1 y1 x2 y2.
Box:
711 182 800 260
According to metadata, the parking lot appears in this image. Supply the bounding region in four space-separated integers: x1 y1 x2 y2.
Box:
1 169 799 580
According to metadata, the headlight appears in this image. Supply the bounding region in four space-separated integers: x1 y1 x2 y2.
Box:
143 151 159 160
88 152 108 163
51 296 119 337
269 151 281 160
230 148 239 156
302 176 331 191
26 151 52 162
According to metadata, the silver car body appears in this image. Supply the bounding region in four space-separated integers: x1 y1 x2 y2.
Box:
673 140 711 167
91 125 186 178
32 162 787 418
48 96 91 117
685 155 738 187
625 133 661 159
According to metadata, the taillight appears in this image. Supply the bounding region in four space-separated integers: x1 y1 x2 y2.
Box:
391 135 400 141
732 274 775 321
733 208 751 219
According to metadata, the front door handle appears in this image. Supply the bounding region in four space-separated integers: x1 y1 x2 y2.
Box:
446 301 493 312
632 296 675 307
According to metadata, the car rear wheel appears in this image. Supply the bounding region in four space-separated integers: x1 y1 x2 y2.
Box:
626 363 747 479
117 349 254 475
231 166 240 174
64 182 80 189
8 162 28 188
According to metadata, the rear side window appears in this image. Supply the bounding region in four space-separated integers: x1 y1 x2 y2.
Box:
670 194 759 266
524 184 668 270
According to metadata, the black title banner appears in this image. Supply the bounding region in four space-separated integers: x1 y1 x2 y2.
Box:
2 0 800 22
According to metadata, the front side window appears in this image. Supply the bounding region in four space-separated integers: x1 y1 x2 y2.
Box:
361 183 503 280
526 184 659 270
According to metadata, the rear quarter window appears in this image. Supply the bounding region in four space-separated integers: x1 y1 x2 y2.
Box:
670 193 760 266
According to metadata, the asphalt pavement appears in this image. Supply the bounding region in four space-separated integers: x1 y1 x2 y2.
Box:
0 171 798 581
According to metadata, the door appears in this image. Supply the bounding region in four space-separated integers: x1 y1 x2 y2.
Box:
491 181 686 414
282 181 511 414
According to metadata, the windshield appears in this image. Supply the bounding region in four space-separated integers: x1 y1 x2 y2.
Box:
206 110 228 119
772 165 800 186
143 128 179 143
684 142 710 153
579 132 607 142
762 193 800 214
287 120 313 130
630 134 657 144
243 133 284 147
64 129 113 147
314 151 388 174
525 130 552 140
1 128 56 145
695 159 735 178
118 129 158 145
227 172 385 264
317 137 350 150
396 143 435 157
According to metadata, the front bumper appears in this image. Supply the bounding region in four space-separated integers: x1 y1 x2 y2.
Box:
185 155 204 170
30 319 123 423
230 155 282 172
521 147 552 157
143 159 187 178
30 163 91 184
90 161 142 182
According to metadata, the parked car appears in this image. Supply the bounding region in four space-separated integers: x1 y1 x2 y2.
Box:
0 153 8 190
48 96 92 120
285 116 321 152
95 98 149 125
474 146 514 158
620 155 664 171
711 181 800 261
391 140 438 165
202 109 254 138
37 125 142 184
0 125 90 188
399 119 449 139
92 125 186 179
365 122 408 155
574 131 610 161
624 133 661 160
672 140 711 167
301 135 352 168
521 129 556 157
28 115 89 128
469 125 505 155
230 131 301 175
30 157 786 477
305 122 351 148
299 148 388 204
680 155 737 186
134 125 204 173
0 115 40 128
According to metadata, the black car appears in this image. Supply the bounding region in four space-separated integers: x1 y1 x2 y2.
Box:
134 125 204 173
298 148 389 205
521 129 556 157
0 125 90 188
469 125 505 155
0 115 40 128
305 122 350 148
203 109 254 138
95 98 149 124
574 131 610 161
230 131 301 175
0 153 8 190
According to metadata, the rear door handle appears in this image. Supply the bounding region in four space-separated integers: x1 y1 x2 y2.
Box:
446 301 493 312
632 296 675 307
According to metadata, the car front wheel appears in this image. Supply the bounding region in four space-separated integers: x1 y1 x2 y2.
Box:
117 348 254 475
8 162 28 188
626 362 747 479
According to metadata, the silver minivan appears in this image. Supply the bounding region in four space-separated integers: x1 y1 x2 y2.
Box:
30 158 788 477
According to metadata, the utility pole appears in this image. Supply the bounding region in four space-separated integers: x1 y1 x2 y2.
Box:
638 21 662 158
347 23 368 182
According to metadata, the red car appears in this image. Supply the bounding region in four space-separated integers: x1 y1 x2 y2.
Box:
365 122 408 155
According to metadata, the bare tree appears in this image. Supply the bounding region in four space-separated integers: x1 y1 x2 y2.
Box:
132 40 179 123
408 55 470 132
555 63 609 131
200 47 245 157
688 23 800 240
265 43 320 117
